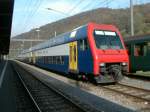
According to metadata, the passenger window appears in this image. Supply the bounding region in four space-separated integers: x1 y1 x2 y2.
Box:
74 45 76 62
147 42 150 55
52 56 54 64
79 40 84 50
61 56 64 64
134 43 147 56
70 46 73 62
84 39 89 49
126 45 131 55
79 39 89 51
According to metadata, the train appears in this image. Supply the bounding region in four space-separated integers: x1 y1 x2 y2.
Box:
18 22 129 83
124 34 150 73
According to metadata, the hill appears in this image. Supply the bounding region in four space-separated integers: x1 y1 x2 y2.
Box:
10 3 150 57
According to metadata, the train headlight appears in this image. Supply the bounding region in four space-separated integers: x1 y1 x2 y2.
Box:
122 62 127 66
100 63 105 67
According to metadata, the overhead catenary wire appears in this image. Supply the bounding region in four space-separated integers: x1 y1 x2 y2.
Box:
81 0 95 11
95 0 114 8
82 0 112 12
68 0 85 15
19 0 38 31
15 0 33 32
24 0 44 31
21 0 44 34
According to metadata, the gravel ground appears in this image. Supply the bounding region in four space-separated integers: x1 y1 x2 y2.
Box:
15 61 150 111
120 77 150 90
134 71 150 77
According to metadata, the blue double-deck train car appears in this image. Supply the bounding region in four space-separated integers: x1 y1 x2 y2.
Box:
18 22 129 83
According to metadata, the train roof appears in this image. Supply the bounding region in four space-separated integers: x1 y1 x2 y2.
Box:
124 33 150 44
23 24 88 53
22 22 118 54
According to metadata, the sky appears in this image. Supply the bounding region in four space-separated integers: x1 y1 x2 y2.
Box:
11 0 150 37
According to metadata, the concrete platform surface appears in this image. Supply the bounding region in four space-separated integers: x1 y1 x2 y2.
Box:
0 60 16 112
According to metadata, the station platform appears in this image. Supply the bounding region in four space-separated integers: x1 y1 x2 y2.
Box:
0 60 16 112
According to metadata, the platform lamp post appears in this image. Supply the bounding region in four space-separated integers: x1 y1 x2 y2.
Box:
20 39 24 51
36 28 40 40
130 0 134 36
46 8 69 37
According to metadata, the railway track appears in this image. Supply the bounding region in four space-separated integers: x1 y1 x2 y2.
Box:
12 64 95 112
101 83 150 103
11 65 37 112
125 73 150 82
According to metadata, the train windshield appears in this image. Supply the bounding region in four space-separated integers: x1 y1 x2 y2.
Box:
93 30 124 49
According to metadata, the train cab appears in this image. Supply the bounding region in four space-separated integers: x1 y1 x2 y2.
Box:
86 23 129 83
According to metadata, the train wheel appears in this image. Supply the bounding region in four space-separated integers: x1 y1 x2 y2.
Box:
109 65 124 82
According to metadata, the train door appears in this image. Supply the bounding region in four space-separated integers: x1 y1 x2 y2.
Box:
69 41 78 72
133 43 149 71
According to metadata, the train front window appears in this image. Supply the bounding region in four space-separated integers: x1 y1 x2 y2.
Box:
93 30 124 49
